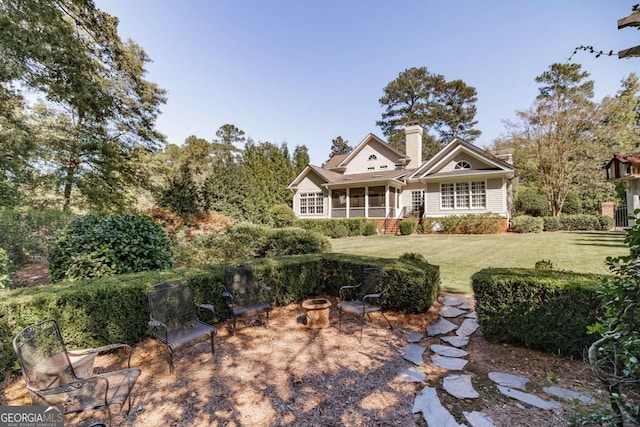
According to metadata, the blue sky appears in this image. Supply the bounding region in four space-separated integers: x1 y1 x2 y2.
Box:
95 1 640 165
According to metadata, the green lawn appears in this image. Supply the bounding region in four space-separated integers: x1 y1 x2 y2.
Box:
330 231 629 294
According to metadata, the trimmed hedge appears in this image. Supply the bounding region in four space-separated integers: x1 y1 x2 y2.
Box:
471 268 604 357
0 253 440 374
423 214 505 234
511 215 544 233
294 218 367 237
531 214 614 232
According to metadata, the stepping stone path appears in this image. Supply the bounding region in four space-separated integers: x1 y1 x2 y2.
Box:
398 293 596 426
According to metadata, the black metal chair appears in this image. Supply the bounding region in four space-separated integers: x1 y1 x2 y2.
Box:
338 268 392 340
148 280 217 372
223 264 272 335
12 319 140 425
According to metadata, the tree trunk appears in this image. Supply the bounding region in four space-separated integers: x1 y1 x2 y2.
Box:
62 165 75 212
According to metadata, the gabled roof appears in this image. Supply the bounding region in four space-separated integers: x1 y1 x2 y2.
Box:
333 133 409 169
322 154 348 169
604 154 640 168
409 138 514 180
288 164 344 189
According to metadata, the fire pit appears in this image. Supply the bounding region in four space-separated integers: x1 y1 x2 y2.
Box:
301 298 332 329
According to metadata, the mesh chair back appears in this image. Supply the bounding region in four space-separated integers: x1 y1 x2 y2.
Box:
148 281 198 331
224 264 263 305
12 319 75 391
357 268 387 300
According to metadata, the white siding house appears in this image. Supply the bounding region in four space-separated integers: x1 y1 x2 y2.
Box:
288 123 515 232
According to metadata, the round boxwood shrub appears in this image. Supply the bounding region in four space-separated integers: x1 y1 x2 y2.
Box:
49 212 173 282
364 221 378 236
266 204 296 228
514 186 549 217
399 220 415 235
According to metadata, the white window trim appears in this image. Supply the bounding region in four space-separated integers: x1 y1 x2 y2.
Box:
440 180 486 210
299 192 324 215
410 190 425 215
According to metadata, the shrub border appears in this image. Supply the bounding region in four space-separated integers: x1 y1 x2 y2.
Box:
0 253 440 375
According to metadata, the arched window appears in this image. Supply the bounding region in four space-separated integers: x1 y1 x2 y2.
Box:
368 154 377 161
454 161 471 170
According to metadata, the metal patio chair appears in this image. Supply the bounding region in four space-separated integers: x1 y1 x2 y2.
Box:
12 319 140 425
338 267 392 340
148 280 217 372
223 264 272 335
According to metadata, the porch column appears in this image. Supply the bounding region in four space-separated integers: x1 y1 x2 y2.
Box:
364 186 369 218
327 189 332 218
385 184 389 217
346 188 350 218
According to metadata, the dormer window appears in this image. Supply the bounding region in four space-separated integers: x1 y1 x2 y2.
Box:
368 155 377 161
454 161 471 170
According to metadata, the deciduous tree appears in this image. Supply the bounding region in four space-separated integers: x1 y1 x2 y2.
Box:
504 63 608 216
599 73 640 152
1 0 166 211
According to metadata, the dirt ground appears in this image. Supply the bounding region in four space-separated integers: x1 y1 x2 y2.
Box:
1 286 618 427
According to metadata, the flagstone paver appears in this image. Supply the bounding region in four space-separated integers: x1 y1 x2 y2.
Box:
431 354 469 370
402 343 426 366
439 305 467 318
406 332 424 343
459 301 475 310
426 318 458 336
456 318 479 336
464 311 477 319
443 374 479 399
430 344 469 358
412 386 466 427
442 295 469 306
397 366 427 382
543 386 596 404
497 385 563 410
441 335 470 348
463 411 496 427
488 372 529 390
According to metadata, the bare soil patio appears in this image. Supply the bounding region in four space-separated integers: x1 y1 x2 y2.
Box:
1 294 610 426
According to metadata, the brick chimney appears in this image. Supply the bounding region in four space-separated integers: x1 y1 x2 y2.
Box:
405 121 423 169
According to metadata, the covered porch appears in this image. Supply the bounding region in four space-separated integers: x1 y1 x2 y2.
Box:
327 184 402 219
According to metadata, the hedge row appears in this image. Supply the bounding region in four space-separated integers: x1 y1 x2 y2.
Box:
471 268 604 357
511 214 614 233
0 253 440 374
294 218 367 238
422 214 507 234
